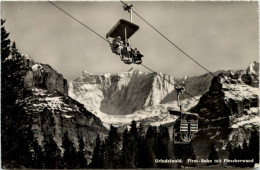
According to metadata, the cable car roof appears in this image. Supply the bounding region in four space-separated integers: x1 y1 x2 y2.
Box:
106 19 139 40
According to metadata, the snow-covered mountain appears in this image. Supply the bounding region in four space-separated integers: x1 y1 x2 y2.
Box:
69 62 259 160
69 68 221 128
69 63 258 130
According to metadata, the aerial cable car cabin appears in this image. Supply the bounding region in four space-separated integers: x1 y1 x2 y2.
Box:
168 86 199 144
106 3 143 64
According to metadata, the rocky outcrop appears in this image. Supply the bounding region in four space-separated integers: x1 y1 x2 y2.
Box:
191 63 259 159
2 54 107 168
242 61 259 87
70 69 170 115
16 88 107 162
22 57 68 95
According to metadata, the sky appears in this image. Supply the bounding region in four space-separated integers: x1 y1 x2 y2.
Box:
1 1 258 81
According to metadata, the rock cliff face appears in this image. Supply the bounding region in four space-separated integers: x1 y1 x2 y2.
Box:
191 62 259 159
23 61 68 95
70 69 173 115
69 68 221 128
69 69 218 113
2 54 107 168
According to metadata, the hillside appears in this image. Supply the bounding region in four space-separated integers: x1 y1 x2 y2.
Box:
2 54 107 168
191 62 259 160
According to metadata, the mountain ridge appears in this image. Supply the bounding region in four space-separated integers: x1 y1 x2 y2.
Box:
69 67 220 116
2 54 107 168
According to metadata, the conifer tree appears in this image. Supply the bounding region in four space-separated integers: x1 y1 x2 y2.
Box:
145 126 158 153
44 138 62 168
90 135 102 168
227 142 234 166
99 142 106 168
242 139 248 155
16 122 35 168
241 139 248 167
248 129 259 167
11 41 18 56
32 141 44 168
62 133 77 168
174 142 196 168
233 145 242 167
140 126 157 168
207 142 219 166
136 123 145 168
121 128 131 168
141 139 156 168
136 122 144 168
130 120 138 137
1 19 11 61
105 125 121 168
77 137 87 168
1 21 23 103
157 126 171 168
129 120 138 168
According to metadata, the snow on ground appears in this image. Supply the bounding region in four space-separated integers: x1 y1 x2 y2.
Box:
89 95 201 129
247 107 259 114
62 115 74 119
231 108 259 129
221 82 258 101
45 97 63 110
29 88 78 113
231 116 259 129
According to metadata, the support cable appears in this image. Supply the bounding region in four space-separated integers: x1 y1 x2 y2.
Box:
49 1 109 43
49 1 246 102
120 0 246 99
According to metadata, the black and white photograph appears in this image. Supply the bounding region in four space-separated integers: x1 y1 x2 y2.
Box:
1 1 259 169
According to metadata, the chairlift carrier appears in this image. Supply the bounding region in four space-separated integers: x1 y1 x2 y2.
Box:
106 3 143 65
168 86 199 144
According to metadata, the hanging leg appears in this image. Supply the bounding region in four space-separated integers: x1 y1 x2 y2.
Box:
125 27 127 43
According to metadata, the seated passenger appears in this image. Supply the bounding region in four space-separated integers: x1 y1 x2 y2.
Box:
121 42 131 61
133 48 143 59
126 43 132 58
112 36 123 56
131 48 138 62
133 48 143 64
136 49 144 58
112 35 122 46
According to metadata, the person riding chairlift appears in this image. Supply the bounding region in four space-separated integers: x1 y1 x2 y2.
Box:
132 47 143 62
118 40 131 62
125 42 132 59
112 35 124 58
124 42 143 63
112 36 143 63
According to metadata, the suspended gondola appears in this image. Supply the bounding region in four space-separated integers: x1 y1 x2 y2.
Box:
106 3 143 64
